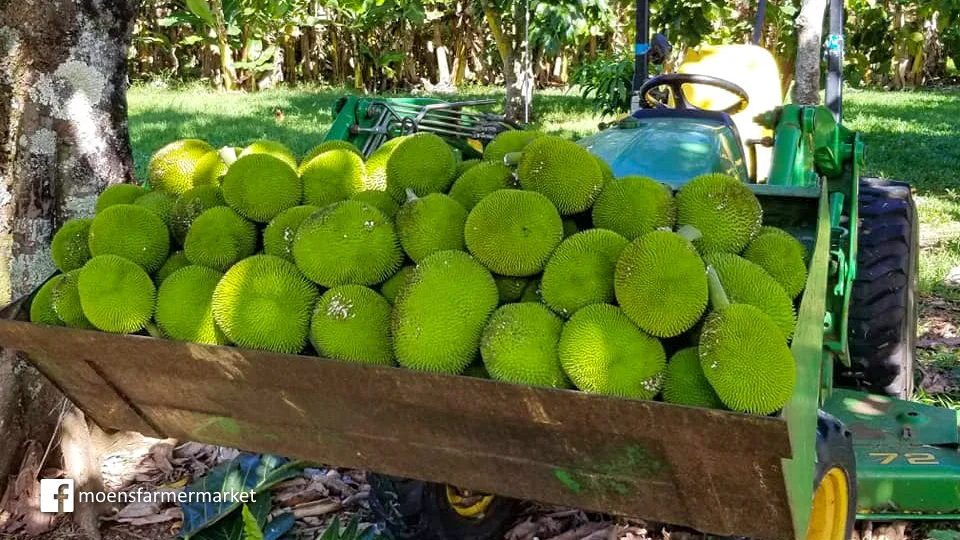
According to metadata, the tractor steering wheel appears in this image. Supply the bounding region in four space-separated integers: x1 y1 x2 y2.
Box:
638 73 750 115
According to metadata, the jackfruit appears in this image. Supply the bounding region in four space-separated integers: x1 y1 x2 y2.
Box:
483 131 541 164
302 140 362 166
592 175 676 240
293 200 402 287
78 255 156 333
212 255 319 353
300 149 366 208
703 253 797 339
192 150 229 186
594 155 615 185
310 285 393 365
562 219 580 238
744 228 808 299
516 136 605 215
263 205 319 262
221 154 302 223
614 228 708 337
51 270 93 329
380 265 414 304
385 133 457 199
662 347 723 408
447 162 515 211
495 276 528 304
392 250 498 373
351 190 400 219
465 189 563 276
30 275 65 326
51 218 92 272
184 207 258 272
480 302 568 388
155 265 228 344
239 140 298 170
171 185 227 244
676 173 762 254
148 139 216 195
558 303 666 398
541 229 628 317
462 362 490 379
455 158 481 178
365 137 404 192
520 278 542 303
96 183 148 213
154 251 191 284
134 191 177 229
396 192 468 262
88 204 170 273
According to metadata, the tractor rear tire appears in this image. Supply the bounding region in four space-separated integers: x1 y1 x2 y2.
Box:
805 411 857 540
839 178 918 399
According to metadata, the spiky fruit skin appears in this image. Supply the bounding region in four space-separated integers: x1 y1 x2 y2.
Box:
88 204 170 273
96 183 147 213
78 255 156 333
148 139 216 195
222 154 302 223
293 200 402 287
239 140 298 170
480 303 568 388
385 133 457 199
134 191 178 229
396 194 468 262
495 276 528 304
558 304 666 399
483 130 541 163
52 270 93 329
594 155 615 185
171 185 226 244
517 136 605 215
380 265 414 305
30 275 65 326
310 285 394 365
351 190 400 219
465 190 563 277
155 265 228 344
51 218 92 272
592 176 676 240
520 278 541 303
212 255 319 353
365 137 404 192
263 205 319 262
662 347 723 408
447 162 515 211
154 251 191 284
184 207 257 272
676 173 762 254
300 149 366 208
455 158 481 178
744 229 808 299
699 303 795 414
302 140 362 166
541 229 628 318
615 230 708 338
704 253 797 339
393 250 498 373
192 150 229 186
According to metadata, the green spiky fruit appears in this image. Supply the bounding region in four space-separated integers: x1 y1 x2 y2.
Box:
192 150 229 186
615 230 708 337
310 285 393 365
480 303 568 388
171 185 227 244
447 162 515 211
483 130 541 163
212 255 319 353
592 175 676 240
385 133 457 199
302 140 362 166
703 253 797 339
221 154 302 223
134 191 177 229
699 303 795 414
239 140 297 170
30 275 65 326
676 173 762 254
517 136 605 215
662 347 723 408
365 137 404 192
78 255 156 333
154 251 191 284
300 149 366 208
148 139 216 195
52 270 93 329
396 193 468 262
380 265 414 305
88 204 170 273
558 304 666 398
495 276 528 304
155 265 228 344
351 190 400 219
744 228 808 299
462 362 490 379
594 155 615 185
393 250 498 373
465 190 563 276
51 218 92 272
520 278 541 303
184 207 257 272
455 158 481 178
541 229 628 317
263 205 319 262
293 200 402 287
96 184 147 213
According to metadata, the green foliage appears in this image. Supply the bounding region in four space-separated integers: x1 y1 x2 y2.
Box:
569 54 634 116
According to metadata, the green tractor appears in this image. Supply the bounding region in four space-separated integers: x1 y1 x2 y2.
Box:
1 1 957 540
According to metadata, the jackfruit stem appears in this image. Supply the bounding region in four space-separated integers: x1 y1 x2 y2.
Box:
503 152 523 167
144 321 164 339
404 188 419 203
219 146 238 166
676 225 703 243
706 265 731 311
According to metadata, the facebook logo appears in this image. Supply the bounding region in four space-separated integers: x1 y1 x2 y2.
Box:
40 479 75 513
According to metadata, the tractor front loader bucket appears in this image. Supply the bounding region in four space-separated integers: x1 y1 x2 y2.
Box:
0 295 795 538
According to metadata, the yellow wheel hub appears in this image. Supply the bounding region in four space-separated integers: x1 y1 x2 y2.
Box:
445 485 495 519
805 467 849 540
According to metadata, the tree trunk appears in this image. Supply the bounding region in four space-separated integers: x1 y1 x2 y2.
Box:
792 0 827 104
209 0 236 90
0 0 137 535
482 0 532 123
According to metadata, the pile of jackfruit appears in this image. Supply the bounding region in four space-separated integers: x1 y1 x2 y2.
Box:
30 131 809 416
